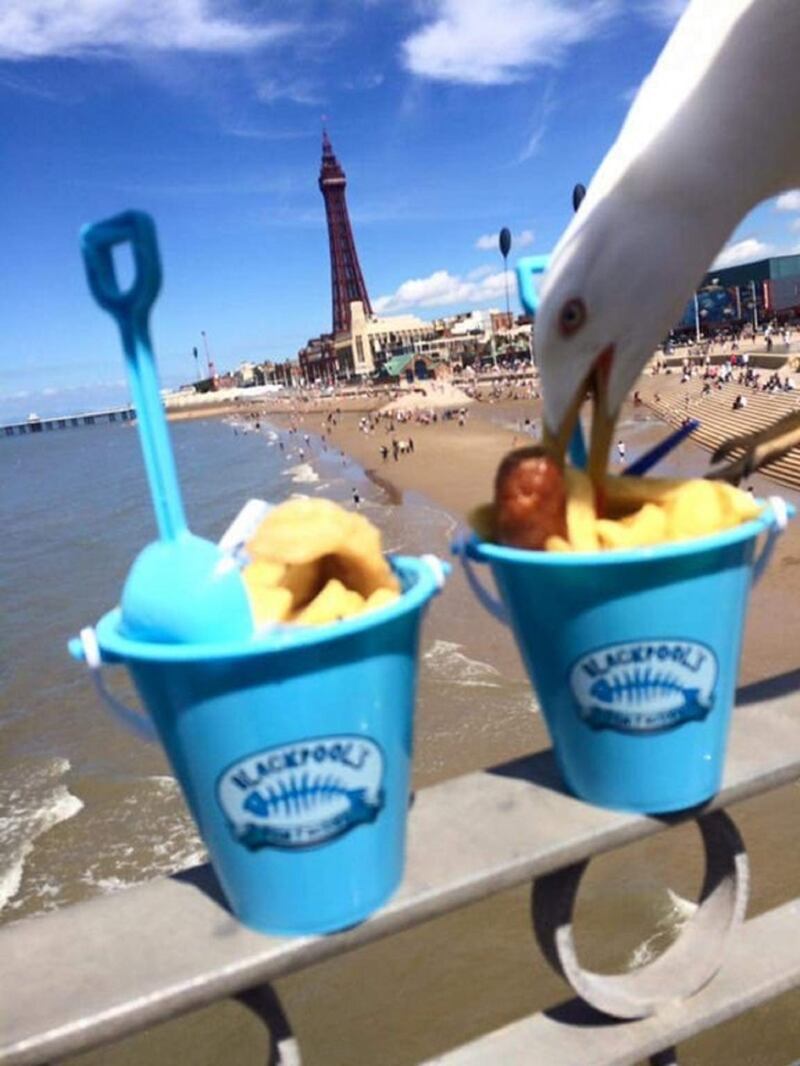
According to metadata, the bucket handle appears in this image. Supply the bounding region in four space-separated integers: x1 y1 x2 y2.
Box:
451 533 510 626
72 627 158 743
751 496 791 585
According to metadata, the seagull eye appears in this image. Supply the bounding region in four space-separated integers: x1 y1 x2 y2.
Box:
558 297 587 337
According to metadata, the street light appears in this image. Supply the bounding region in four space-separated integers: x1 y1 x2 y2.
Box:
499 227 512 319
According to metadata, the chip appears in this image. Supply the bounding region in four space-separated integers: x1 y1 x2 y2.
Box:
242 498 400 630
474 468 763 554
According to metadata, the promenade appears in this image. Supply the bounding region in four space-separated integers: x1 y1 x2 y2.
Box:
638 357 800 490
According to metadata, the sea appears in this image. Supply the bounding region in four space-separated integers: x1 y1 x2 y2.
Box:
2 414 797 1065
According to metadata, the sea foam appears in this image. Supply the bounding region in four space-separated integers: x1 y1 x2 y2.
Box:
0 757 84 913
286 463 320 484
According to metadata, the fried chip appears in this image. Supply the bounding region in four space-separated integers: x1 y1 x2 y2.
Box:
241 575 294 627
488 464 763 555
596 502 668 550
247 498 399 599
564 468 599 551
281 560 324 608
364 587 400 613
242 498 400 629
544 535 573 552
294 579 365 626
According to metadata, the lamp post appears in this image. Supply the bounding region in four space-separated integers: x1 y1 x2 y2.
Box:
201 331 216 379
693 292 701 342
499 227 512 320
750 279 759 331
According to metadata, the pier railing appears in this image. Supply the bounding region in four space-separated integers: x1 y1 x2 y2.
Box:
2 685 799 1065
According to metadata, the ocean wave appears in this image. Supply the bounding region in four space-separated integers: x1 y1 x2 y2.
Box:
0 756 84 914
76 775 206 900
285 463 319 484
627 888 697 970
423 640 503 688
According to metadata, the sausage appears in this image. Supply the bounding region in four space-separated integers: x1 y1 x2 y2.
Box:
494 446 567 549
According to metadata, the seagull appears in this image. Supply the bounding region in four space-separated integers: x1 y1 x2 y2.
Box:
534 0 800 485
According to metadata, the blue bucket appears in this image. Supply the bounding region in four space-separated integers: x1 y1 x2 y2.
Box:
72 555 447 936
457 500 791 814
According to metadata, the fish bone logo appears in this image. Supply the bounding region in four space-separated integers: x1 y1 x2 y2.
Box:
569 639 717 734
217 735 385 851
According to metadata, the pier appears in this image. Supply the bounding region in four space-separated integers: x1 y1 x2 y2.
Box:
2 407 134 436
1 688 798 1065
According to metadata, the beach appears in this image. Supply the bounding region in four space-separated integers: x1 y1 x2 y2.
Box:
4 390 799 1066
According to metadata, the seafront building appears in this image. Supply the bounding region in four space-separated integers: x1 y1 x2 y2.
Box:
680 254 800 333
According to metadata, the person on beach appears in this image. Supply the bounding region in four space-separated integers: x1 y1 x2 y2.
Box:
352 488 361 508
380 444 389 462
408 438 414 454
617 439 626 463
392 440 399 461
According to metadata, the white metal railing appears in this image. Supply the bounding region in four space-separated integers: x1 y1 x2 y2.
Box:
1 689 799 1066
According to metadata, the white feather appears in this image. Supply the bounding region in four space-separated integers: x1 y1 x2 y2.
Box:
536 0 800 433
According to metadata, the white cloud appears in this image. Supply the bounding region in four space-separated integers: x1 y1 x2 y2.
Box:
374 268 513 313
258 78 321 106
475 228 534 251
775 190 800 212
402 0 618 85
518 81 556 161
712 238 773 270
0 1 296 60
790 218 800 233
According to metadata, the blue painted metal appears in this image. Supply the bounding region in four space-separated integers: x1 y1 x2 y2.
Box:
625 420 701 476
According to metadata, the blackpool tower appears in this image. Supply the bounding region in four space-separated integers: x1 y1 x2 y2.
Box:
319 131 372 335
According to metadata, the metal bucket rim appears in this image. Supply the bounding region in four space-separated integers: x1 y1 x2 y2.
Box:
93 554 437 664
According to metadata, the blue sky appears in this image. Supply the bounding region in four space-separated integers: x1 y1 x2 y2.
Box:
2 0 800 421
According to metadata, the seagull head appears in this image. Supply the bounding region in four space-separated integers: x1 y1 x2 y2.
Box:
535 191 695 483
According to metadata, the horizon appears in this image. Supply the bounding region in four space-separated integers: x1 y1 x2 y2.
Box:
3 0 800 423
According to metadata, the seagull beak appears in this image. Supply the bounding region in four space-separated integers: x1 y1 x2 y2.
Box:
542 344 617 488
587 345 616 487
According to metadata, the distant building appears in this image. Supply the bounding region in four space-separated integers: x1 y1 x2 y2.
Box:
677 254 800 331
234 362 258 387
260 360 298 388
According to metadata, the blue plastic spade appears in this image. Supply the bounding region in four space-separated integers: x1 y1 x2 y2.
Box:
81 210 252 644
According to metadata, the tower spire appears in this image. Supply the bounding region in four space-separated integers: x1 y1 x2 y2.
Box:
318 131 372 335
